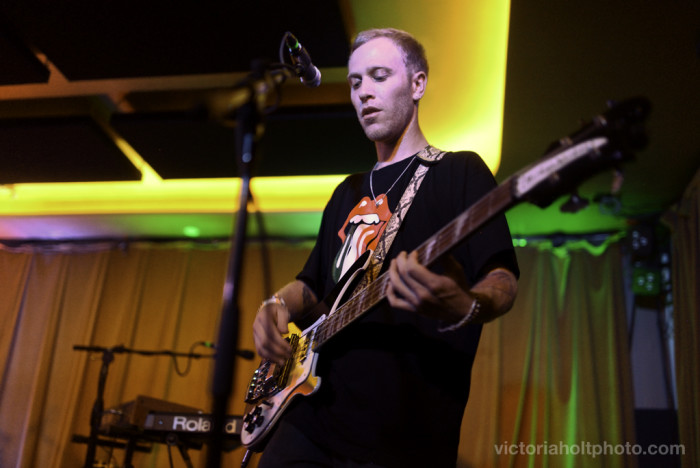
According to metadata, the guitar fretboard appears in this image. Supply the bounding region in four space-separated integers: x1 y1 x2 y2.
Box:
313 179 516 349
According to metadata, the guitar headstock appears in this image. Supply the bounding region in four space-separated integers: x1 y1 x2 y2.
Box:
513 97 651 208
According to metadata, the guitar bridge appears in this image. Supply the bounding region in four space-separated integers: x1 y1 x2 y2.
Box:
244 334 300 403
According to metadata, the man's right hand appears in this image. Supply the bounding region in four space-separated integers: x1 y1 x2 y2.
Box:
253 298 292 365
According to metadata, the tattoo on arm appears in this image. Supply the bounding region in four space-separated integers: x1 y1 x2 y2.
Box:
301 284 317 309
289 283 320 326
487 269 518 300
472 268 518 321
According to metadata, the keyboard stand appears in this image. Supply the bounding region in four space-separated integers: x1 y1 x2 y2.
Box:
165 433 195 468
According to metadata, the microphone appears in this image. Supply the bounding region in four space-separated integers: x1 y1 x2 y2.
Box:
285 32 322 87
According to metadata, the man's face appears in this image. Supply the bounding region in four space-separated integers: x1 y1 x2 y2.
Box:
347 37 421 144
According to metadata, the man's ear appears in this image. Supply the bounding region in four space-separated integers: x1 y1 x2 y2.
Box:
411 71 427 101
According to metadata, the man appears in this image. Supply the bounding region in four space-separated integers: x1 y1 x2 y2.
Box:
253 28 518 467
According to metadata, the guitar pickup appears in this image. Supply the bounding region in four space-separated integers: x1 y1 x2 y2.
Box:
274 334 300 388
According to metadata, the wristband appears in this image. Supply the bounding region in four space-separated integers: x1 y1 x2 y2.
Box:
437 297 481 332
260 294 287 309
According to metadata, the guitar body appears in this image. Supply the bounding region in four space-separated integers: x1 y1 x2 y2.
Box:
241 251 371 450
240 315 324 451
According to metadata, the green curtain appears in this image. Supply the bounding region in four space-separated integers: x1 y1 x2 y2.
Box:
663 168 700 468
0 239 641 467
461 243 637 468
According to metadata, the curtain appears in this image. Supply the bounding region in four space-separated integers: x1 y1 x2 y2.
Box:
0 241 312 467
663 167 700 468
460 242 637 468
0 239 639 467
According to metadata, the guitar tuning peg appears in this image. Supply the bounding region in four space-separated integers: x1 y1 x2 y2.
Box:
560 190 589 213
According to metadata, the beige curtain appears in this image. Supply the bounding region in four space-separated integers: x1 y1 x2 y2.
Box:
0 239 640 467
663 167 700 468
0 241 312 467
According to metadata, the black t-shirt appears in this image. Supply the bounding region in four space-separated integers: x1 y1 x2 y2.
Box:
288 151 518 467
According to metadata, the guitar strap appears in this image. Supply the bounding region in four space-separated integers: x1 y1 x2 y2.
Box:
353 145 445 293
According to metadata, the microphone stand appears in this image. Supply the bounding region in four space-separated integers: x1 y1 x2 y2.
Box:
73 344 218 468
206 60 288 468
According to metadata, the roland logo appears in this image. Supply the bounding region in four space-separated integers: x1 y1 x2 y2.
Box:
172 416 239 434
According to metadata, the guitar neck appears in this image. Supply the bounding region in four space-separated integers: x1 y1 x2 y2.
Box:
313 178 517 348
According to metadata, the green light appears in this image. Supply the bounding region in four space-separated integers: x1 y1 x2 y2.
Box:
183 225 201 238
513 238 528 247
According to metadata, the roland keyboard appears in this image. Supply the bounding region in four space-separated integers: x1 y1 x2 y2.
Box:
95 396 242 454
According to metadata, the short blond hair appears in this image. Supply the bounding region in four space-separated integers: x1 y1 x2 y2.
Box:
350 28 429 77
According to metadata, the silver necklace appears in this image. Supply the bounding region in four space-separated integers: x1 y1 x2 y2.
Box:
369 155 417 206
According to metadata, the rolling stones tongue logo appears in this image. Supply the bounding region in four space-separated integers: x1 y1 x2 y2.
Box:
332 194 392 282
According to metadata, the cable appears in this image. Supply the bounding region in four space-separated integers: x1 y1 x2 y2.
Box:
171 341 216 377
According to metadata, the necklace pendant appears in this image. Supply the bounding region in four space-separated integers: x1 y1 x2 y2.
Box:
374 197 384 207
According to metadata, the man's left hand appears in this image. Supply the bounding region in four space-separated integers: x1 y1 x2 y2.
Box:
386 251 472 322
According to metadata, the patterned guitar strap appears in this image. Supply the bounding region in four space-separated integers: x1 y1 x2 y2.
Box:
353 145 446 293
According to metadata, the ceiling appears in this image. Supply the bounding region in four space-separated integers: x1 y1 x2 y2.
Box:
0 1 698 242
